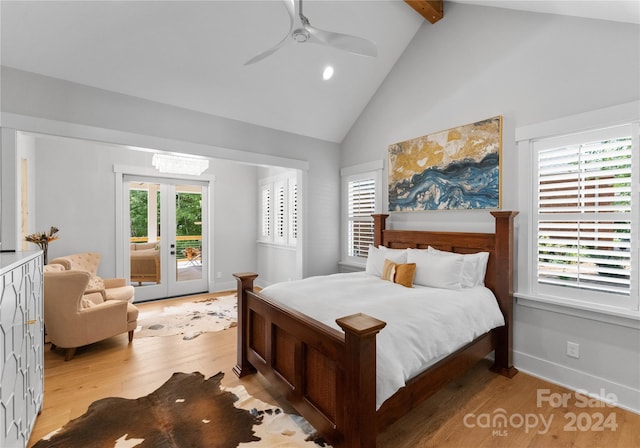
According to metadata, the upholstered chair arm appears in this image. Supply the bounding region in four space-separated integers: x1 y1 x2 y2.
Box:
77 301 129 345
103 277 127 288
102 277 135 303
48 258 72 270
44 263 66 273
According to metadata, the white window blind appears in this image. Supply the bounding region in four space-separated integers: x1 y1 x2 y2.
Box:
347 177 376 258
536 127 634 297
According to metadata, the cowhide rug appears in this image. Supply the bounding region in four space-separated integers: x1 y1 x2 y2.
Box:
34 372 329 448
135 295 237 340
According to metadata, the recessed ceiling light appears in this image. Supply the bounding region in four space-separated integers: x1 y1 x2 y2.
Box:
322 65 334 81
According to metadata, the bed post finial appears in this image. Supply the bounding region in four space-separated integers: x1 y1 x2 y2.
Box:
489 211 519 378
232 272 259 378
372 214 389 247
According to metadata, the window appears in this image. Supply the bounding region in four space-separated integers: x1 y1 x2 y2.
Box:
274 181 286 243
259 174 298 246
347 177 376 258
289 181 298 243
529 123 638 310
341 161 383 264
260 184 272 239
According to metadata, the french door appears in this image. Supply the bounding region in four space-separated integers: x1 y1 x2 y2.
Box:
124 175 209 301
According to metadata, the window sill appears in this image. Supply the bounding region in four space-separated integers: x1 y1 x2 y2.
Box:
338 260 366 273
514 292 640 329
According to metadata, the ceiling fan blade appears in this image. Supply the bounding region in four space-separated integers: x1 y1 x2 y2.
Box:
282 0 296 24
244 0 297 65
306 24 377 58
244 35 291 65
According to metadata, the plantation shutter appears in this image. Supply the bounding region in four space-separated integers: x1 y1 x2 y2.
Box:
261 185 271 240
289 180 298 243
275 182 286 243
347 177 376 258
535 127 633 296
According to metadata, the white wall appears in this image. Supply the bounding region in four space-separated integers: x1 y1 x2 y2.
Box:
340 3 640 411
342 2 639 228
30 134 257 292
1 66 341 278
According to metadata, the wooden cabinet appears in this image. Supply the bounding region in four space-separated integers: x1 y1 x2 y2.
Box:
0 251 44 447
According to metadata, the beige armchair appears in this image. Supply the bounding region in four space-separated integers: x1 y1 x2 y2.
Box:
130 243 161 285
43 269 139 361
49 252 135 303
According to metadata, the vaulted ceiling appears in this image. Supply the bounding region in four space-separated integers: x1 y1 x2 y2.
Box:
2 1 638 143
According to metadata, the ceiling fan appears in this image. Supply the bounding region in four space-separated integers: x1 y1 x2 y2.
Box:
245 0 377 65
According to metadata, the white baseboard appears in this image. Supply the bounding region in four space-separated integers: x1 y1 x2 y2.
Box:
211 280 236 293
515 350 640 415
211 279 271 293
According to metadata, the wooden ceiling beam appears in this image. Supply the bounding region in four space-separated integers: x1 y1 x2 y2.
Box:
404 0 443 24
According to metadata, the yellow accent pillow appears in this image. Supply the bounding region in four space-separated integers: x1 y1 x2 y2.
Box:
381 259 416 288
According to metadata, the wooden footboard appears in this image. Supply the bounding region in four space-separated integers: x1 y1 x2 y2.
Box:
234 211 518 447
233 272 385 447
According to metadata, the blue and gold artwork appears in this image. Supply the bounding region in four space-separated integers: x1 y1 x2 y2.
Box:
388 116 502 211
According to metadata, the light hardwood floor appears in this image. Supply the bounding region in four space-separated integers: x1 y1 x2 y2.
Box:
29 292 640 447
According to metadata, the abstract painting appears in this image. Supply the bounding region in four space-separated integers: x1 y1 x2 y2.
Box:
388 116 502 211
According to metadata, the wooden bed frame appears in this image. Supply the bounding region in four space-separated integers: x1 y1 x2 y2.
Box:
233 211 518 447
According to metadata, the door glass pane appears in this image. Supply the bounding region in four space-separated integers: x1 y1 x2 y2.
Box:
175 184 203 282
129 182 162 286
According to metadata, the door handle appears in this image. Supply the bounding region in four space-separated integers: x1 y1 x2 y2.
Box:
170 251 175 255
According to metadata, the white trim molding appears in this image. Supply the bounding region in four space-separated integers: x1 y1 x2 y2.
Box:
515 101 640 142
515 351 640 415
1 112 311 171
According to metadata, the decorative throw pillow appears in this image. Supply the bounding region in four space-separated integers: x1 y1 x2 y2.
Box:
85 275 106 300
381 259 397 282
381 259 416 288
81 298 95 309
407 249 464 289
365 246 408 277
80 292 104 308
86 275 105 292
394 263 416 288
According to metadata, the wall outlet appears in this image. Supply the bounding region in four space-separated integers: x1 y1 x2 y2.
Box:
567 341 580 359
216 272 222 279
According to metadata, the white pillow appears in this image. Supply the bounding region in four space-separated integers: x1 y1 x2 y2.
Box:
365 245 408 277
407 249 464 289
427 246 490 287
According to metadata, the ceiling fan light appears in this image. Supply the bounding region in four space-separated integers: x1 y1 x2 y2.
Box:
322 65 334 81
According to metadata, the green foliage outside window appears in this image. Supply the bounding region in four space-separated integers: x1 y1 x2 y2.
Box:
129 190 202 238
175 192 202 236
130 190 149 237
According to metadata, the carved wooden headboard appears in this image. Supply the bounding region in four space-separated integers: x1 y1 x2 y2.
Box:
372 211 518 373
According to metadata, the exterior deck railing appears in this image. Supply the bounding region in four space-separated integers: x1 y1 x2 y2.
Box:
130 236 202 261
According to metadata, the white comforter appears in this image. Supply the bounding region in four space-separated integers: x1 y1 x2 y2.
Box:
261 272 505 409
